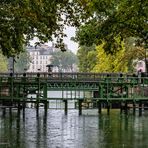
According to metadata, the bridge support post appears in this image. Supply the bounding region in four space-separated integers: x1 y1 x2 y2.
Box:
139 101 142 116
2 108 6 116
64 100 68 115
43 84 48 115
9 107 12 116
78 100 83 115
17 105 21 118
133 102 136 115
9 101 12 116
124 102 128 115
107 102 110 115
97 101 102 114
36 101 39 116
17 101 21 115
120 102 123 114
22 101 26 116
44 101 48 116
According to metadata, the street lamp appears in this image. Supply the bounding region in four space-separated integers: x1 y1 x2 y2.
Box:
9 56 15 75
46 64 54 73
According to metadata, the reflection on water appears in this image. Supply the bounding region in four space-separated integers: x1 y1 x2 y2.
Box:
0 109 148 148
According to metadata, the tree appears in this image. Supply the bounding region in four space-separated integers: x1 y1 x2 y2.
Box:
73 0 147 72
74 0 148 53
122 37 145 72
92 38 128 73
14 49 31 73
77 36 146 73
77 45 96 72
0 51 8 72
0 0 88 56
51 50 78 72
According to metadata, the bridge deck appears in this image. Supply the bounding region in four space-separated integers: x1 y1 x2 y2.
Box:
0 72 147 102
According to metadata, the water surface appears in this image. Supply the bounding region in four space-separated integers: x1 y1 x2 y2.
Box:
0 109 148 148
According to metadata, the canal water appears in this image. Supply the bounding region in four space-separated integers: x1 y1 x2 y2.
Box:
0 108 148 148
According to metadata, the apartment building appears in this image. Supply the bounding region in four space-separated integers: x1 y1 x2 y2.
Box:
27 44 55 72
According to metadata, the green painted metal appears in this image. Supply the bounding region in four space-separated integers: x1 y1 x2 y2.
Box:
0 73 148 102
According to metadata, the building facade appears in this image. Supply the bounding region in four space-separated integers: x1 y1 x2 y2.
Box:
27 44 78 73
27 45 54 72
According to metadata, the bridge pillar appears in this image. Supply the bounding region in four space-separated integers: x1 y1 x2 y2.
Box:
124 102 128 115
36 101 39 116
44 101 48 116
17 101 21 115
22 101 26 115
2 108 6 116
64 100 68 115
139 101 142 116
78 100 83 115
107 102 110 115
133 102 136 115
97 101 102 114
9 107 12 116
120 102 123 114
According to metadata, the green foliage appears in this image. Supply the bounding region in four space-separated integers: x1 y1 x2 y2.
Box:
77 45 96 72
14 49 31 73
92 38 128 73
74 0 148 53
51 50 78 72
73 19 100 46
123 37 145 72
0 51 8 72
0 0 87 56
74 0 147 72
77 36 146 73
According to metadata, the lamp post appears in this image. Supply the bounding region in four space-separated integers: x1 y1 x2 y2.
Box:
46 64 54 77
12 56 15 74
9 56 15 75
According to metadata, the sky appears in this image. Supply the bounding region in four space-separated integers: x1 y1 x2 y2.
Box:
30 27 79 54
63 27 78 54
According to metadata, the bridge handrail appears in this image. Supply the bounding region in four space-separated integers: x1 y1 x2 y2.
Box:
0 72 147 85
0 72 128 79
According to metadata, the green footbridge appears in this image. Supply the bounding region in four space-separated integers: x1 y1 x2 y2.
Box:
0 72 148 115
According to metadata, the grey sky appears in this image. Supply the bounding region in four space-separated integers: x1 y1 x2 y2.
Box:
30 27 78 54
63 27 78 54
